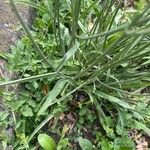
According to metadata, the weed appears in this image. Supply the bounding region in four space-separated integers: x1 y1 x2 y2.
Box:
0 0 150 149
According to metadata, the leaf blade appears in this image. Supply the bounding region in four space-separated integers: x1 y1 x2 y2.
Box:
37 79 68 115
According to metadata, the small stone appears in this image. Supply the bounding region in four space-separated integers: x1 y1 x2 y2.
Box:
4 23 10 28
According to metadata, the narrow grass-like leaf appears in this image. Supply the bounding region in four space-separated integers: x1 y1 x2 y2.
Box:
77 25 126 40
126 27 150 36
95 91 132 109
0 72 57 87
134 120 150 136
46 0 54 18
0 51 8 60
75 35 127 79
45 79 91 107
103 2 121 48
14 0 47 13
96 80 149 96
54 0 62 51
56 40 80 71
72 0 81 38
37 79 68 115
28 114 54 143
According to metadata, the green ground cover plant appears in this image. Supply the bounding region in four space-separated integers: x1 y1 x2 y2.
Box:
0 0 150 149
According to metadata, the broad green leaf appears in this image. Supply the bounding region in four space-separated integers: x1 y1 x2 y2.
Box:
37 79 68 115
14 100 26 110
33 81 38 89
78 137 93 150
101 139 113 150
57 138 69 150
38 134 56 150
28 100 36 108
114 136 135 150
104 126 115 139
21 106 33 117
135 0 147 10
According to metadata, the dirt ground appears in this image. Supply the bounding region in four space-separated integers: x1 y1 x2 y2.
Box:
0 0 28 79
0 1 29 149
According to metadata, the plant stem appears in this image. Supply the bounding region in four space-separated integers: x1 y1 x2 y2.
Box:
10 0 55 70
0 72 57 86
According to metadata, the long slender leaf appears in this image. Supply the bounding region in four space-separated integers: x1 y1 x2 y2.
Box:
14 0 47 13
95 91 132 109
0 72 57 87
37 79 68 115
56 40 80 71
28 114 54 142
134 120 150 136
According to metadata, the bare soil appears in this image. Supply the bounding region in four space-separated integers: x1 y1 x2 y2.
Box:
0 0 28 80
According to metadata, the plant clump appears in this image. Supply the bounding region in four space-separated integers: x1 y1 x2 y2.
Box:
0 0 150 149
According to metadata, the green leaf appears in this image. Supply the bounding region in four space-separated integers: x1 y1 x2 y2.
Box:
37 79 68 115
114 136 135 150
0 51 8 60
28 114 53 142
116 109 125 135
28 100 36 108
33 81 38 89
103 125 115 139
38 134 56 150
2 140 7 150
78 137 93 150
101 139 113 150
95 91 132 110
57 138 69 150
0 72 57 87
14 100 26 110
21 106 33 117
56 40 80 71
135 0 147 10
134 120 150 136
14 0 47 13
